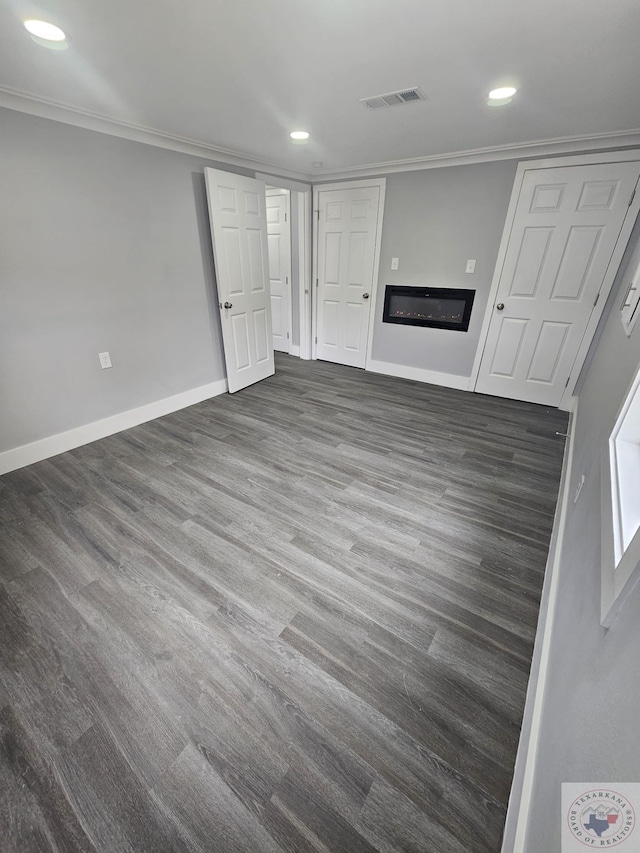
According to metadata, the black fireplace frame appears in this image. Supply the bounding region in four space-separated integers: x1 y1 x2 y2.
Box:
383 285 475 332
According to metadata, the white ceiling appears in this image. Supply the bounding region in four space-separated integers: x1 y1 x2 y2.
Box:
1 0 640 179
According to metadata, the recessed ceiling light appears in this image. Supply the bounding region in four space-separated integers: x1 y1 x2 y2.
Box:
290 131 310 141
24 19 66 41
488 86 517 100
24 19 68 49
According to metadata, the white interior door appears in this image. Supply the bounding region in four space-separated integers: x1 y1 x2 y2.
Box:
476 162 640 406
266 190 292 354
204 168 275 394
316 186 381 368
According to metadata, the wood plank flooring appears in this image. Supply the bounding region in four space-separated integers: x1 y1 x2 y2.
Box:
0 355 568 852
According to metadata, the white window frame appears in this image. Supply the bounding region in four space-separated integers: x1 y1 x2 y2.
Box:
601 361 640 626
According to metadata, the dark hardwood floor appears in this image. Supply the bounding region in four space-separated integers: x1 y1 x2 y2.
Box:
0 354 568 852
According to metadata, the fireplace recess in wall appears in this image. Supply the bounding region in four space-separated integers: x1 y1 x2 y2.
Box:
383 286 475 332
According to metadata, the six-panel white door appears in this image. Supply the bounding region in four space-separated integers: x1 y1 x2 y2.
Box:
316 186 381 368
204 168 275 394
266 190 292 354
475 163 640 406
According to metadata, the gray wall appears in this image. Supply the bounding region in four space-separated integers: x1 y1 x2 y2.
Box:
525 218 640 851
370 160 517 377
0 108 519 455
0 108 269 453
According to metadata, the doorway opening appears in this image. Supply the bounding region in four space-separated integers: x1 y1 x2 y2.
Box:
257 173 312 361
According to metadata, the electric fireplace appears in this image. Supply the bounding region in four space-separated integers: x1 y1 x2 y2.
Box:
383 286 475 332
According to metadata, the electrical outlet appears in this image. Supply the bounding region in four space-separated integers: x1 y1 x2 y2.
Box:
466 259 476 274
574 474 585 504
391 257 399 271
99 351 112 369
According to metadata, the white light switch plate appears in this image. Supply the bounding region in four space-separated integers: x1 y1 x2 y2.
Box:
99 351 112 369
391 257 399 270
466 259 476 274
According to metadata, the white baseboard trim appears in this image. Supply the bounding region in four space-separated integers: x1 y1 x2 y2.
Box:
0 378 228 476
366 359 470 391
289 345 301 357
500 398 578 853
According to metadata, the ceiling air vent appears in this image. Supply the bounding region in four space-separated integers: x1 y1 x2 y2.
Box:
359 87 427 109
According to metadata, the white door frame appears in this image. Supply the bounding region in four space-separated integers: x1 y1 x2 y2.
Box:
470 150 640 410
257 173 313 360
312 178 387 365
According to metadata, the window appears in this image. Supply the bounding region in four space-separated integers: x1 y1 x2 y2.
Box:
601 363 640 625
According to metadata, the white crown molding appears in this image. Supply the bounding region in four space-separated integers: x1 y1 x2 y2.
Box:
2 85 639 183
0 85 311 182
312 129 640 181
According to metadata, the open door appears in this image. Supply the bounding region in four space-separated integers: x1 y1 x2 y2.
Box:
204 168 275 393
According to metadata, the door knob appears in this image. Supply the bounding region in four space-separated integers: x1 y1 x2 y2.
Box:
496 302 505 311
363 293 370 300
224 301 233 309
